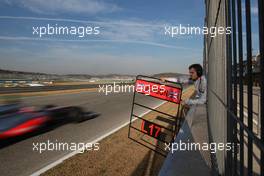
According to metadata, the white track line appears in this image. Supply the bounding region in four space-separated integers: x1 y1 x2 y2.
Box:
30 102 166 176
31 88 189 176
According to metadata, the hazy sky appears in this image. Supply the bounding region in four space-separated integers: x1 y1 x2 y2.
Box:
0 0 206 75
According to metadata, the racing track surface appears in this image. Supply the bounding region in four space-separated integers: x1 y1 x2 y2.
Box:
0 90 167 176
0 83 132 94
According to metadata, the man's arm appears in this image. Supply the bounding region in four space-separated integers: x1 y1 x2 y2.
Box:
160 77 178 83
184 91 207 105
185 77 207 105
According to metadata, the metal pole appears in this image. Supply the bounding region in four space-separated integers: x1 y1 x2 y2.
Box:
226 0 233 175
258 0 264 175
245 0 253 174
237 0 244 174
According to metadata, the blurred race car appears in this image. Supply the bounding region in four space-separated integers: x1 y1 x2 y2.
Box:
0 103 21 116
0 104 96 140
